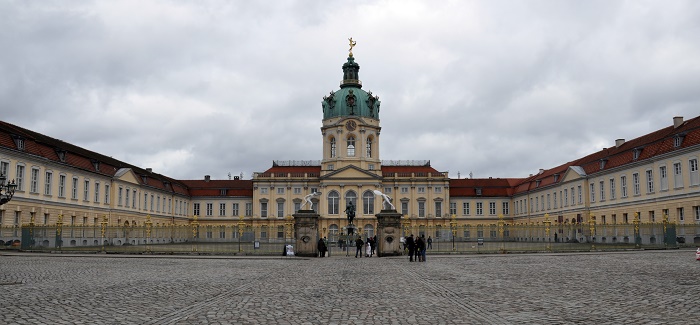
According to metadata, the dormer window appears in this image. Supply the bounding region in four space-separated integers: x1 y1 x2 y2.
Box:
475 188 482 196
55 149 67 162
673 134 685 148
535 180 541 187
553 174 559 182
600 159 608 170
11 135 25 151
633 148 642 160
220 189 227 196
91 159 100 171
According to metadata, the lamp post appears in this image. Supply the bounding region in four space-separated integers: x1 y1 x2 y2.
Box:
450 214 457 252
633 212 641 248
238 215 245 253
0 173 18 206
543 213 551 251
190 215 199 252
498 213 506 253
145 215 152 253
100 215 108 252
589 213 596 250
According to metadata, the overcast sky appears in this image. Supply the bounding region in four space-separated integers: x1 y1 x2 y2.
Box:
1 1 699 181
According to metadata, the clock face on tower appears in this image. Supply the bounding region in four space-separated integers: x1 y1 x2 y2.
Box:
345 120 357 131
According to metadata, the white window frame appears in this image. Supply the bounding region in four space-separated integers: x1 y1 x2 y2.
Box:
660 166 668 191
58 174 66 198
645 169 654 193
690 158 699 186
44 171 53 195
673 162 683 188
30 167 39 193
609 178 616 200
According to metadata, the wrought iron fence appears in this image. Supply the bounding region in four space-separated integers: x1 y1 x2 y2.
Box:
2 222 698 255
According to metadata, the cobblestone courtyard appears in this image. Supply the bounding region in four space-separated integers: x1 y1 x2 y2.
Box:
1 250 698 324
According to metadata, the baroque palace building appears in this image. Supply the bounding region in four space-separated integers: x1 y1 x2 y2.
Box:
1 49 699 245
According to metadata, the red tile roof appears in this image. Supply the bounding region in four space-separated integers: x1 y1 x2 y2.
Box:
449 178 521 197
0 120 190 194
2 114 698 200
381 165 442 175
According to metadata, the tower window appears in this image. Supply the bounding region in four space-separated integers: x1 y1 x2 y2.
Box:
347 136 355 157
330 137 336 158
366 137 372 158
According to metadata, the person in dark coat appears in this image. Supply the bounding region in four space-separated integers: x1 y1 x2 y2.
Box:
371 235 377 256
317 238 327 257
355 236 364 258
406 234 415 262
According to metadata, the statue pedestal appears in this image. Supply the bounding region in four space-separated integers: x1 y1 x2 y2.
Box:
346 223 357 236
293 210 320 257
375 209 403 257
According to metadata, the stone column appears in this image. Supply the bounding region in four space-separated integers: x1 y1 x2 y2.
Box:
293 210 320 257
375 209 403 257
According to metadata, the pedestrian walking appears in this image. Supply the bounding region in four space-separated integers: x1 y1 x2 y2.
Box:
427 236 433 249
415 235 424 262
355 236 364 258
372 235 377 256
317 237 327 257
406 234 415 262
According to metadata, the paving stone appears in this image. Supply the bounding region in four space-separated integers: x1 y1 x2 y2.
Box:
0 250 698 324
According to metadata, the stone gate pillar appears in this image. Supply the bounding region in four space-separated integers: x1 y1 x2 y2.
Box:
375 209 403 257
293 210 320 257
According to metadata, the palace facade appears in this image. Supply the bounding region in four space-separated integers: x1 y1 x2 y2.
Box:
1 51 699 245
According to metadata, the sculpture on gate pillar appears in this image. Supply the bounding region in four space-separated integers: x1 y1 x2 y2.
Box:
300 192 321 210
373 190 395 210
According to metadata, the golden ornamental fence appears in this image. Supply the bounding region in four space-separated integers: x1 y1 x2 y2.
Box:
2 222 699 255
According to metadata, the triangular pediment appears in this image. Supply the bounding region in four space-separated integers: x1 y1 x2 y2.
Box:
560 166 586 183
114 168 141 185
320 165 382 180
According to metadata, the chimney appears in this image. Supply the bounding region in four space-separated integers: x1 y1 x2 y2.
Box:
615 139 625 148
673 116 684 128
146 168 152 173
538 169 544 175
204 175 211 182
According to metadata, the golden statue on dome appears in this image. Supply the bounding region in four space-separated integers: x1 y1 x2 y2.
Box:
348 37 357 56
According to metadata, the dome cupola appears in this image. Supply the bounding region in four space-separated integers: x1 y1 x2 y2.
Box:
321 38 381 120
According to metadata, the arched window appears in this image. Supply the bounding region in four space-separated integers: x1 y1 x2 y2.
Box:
345 190 357 211
330 137 336 158
363 224 374 237
328 191 339 214
347 136 355 157
329 224 339 241
363 190 374 214
366 137 372 158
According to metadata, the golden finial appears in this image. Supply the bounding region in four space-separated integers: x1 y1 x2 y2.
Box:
348 37 357 57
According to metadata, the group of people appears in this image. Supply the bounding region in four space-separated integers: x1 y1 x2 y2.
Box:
355 235 377 258
404 234 427 262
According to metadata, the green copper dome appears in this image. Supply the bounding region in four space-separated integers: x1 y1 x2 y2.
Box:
322 56 381 120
